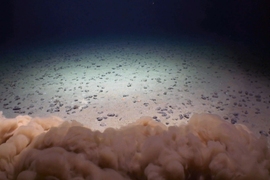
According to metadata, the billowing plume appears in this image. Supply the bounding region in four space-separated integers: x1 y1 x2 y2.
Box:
0 112 269 180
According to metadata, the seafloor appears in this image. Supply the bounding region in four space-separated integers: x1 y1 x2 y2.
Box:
0 36 269 139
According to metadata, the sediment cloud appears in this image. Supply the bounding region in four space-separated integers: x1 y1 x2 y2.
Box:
0 112 269 180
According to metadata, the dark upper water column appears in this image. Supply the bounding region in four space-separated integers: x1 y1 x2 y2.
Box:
0 0 269 59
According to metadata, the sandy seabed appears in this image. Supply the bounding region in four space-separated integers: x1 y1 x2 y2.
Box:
1 39 269 132
0 36 270 179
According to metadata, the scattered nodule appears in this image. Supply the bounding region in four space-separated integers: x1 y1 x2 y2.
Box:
13 106 21 111
231 118 237 124
97 117 103 121
259 130 268 137
179 114 184 120
183 113 189 119
107 113 115 117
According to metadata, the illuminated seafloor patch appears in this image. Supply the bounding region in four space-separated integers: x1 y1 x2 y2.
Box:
0 37 270 179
